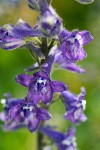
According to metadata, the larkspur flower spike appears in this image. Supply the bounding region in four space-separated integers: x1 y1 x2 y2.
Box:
0 0 94 149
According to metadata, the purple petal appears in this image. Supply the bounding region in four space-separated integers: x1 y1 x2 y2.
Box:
59 60 85 73
62 90 77 104
3 122 26 131
67 127 76 137
28 117 40 132
28 88 41 105
54 51 85 73
78 30 93 45
64 107 85 123
78 48 87 61
9 104 25 122
38 0 49 13
41 88 53 104
73 107 83 120
14 113 25 123
79 113 87 122
9 104 21 119
10 28 43 39
7 99 23 108
42 55 54 74
16 74 33 87
51 81 67 92
1 36 25 50
39 126 65 143
59 29 70 41
64 110 77 124
36 108 52 120
34 71 49 79
0 28 8 45
0 112 6 122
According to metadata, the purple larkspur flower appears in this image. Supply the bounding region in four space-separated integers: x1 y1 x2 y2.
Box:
16 70 67 105
0 25 25 50
48 42 85 74
54 49 85 74
59 29 70 42
9 99 51 132
60 30 93 63
38 0 62 37
62 87 87 124
39 126 78 150
0 93 25 130
0 95 51 132
0 19 42 50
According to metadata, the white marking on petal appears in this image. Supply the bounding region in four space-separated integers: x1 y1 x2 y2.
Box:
37 77 47 85
82 100 86 110
23 105 33 111
76 34 83 45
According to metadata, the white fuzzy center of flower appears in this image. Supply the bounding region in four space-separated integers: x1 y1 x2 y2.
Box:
68 34 82 46
37 77 47 84
34 77 47 94
23 105 33 111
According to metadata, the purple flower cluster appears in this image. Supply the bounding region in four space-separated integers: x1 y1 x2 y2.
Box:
0 0 94 150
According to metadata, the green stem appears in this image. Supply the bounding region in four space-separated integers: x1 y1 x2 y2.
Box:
37 131 44 150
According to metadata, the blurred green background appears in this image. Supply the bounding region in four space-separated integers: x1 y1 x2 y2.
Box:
0 0 100 150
